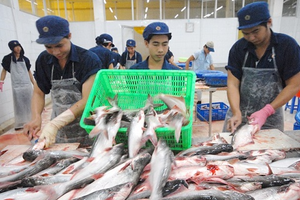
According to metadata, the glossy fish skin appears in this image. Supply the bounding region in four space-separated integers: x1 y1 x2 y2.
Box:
231 124 258 150
144 106 163 146
0 153 56 183
177 143 233 157
149 139 174 200
128 109 146 158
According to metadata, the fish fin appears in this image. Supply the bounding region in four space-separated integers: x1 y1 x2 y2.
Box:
89 126 102 138
103 129 109 140
265 162 274 175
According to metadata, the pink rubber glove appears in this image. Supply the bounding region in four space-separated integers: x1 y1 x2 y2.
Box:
249 104 275 130
0 81 3 92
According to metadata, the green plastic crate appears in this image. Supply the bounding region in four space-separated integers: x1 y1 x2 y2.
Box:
80 70 196 150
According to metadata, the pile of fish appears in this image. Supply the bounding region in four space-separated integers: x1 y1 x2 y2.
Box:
84 93 190 158
0 127 300 199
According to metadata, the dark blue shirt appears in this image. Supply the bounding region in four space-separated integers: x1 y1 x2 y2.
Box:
1 53 31 72
34 43 101 94
120 51 143 66
111 51 121 67
130 57 181 70
89 45 113 69
226 30 300 87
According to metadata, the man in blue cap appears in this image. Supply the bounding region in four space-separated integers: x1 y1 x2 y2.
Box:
90 33 114 69
119 39 142 69
24 15 102 148
130 22 181 70
185 41 215 71
223 1 300 133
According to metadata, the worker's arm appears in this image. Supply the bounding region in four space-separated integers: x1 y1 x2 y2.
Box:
185 55 195 70
38 74 96 147
0 69 7 92
23 83 46 139
226 70 242 132
209 64 215 70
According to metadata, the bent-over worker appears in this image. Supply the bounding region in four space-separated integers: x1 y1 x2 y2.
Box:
24 15 102 148
223 2 300 133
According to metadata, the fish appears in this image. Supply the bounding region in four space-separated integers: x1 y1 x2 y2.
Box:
157 93 187 115
105 109 123 144
149 139 174 200
88 106 109 139
246 182 300 200
21 174 72 187
0 153 56 183
227 174 295 188
143 106 163 146
161 188 243 200
127 179 188 200
231 124 259 150
72 183 133 200
176 143 233 157
128 109 146 158
269 157 300 169
202 151 248 162
168 164 235 183
61 152 151 199
33 157 79 177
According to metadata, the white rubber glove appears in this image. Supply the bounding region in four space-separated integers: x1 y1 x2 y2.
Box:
39 109 75 148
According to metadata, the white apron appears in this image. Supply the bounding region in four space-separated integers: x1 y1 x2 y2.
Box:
10 57 32 129
223 47 284 131
50 63 93 147
125 52 137 69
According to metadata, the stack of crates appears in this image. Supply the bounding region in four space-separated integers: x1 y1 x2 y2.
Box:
80 70 196 150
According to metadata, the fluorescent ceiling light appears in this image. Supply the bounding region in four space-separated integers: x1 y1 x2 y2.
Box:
144 14 147 18
109 7 113 13
174 14 178 18
145 7 148 12
181 7 186 12
104 0 107 4
114 15 117 20
147 0 150 3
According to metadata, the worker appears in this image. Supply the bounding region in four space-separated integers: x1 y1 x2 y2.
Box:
111 47 121 69
185 41 215 71
165 47 182 69
0 40 35 130
130 22 180 70
119 39 142 69
89 33 114 69
223 2 300 133
23 15 102 148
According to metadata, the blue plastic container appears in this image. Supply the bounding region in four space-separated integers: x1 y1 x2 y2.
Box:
195 70 223 79
293 122 300 130
203 73 228 87
197 102 229 121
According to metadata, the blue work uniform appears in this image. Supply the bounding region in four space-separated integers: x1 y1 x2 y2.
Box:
35 43 101 147
89 45 112 69
130 57 180 70
224 30 300 131
2 53 31 72
120 50 142 69
193 49 213 71
111 51 121 68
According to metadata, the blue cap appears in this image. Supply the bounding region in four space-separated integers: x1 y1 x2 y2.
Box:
96 33 115 47
111 47 118 52
237 2 270 30
143 22 172 40
126 39 136 47
36 15 70 44
8 40 24 55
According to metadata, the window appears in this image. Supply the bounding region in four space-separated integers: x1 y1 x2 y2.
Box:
18 0 94 21
282 0 297 16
